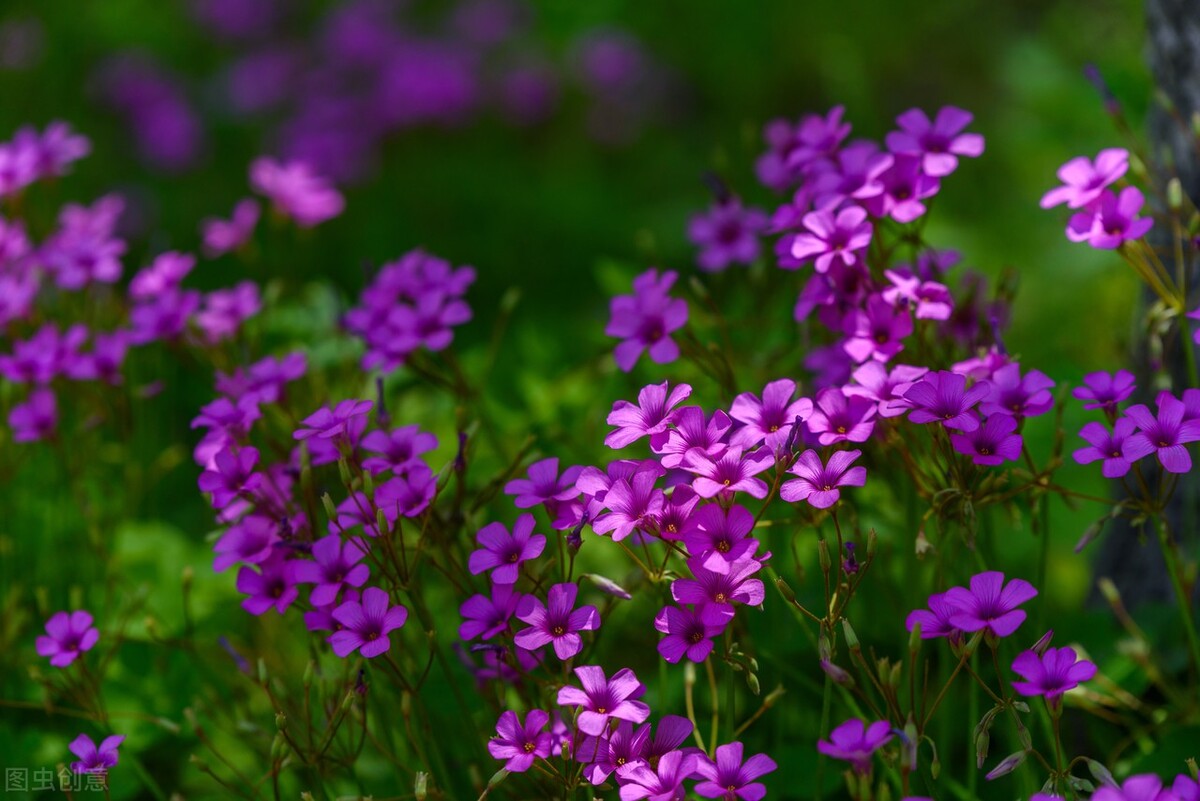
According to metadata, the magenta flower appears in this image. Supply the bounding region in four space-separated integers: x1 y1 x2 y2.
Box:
809 140 894 207
654 603 734 663
328 587 408 658
1073 419 1137 478
694 741 778 801
863 155 940 223
1011 645 1097 704
780 448 867 508
236 554 299 615
361 425 438 476
458 582 523 641
468 515 545 584
556 665 651 736
882 269 953 321
807 387 877 445
198 446 262 509
655 407 734 468
817 719 893 774
9 387 56 442
36 610 99 667
69 733 124 774
688 198 769 272
505 457 584 508
684 445 773 499
843 294 914 363
487 709 553 773
672 557 765 612
756 106 850 190
789 206 873 274
605 268 689 372
1073 370 1135 410
1040 148 1128 209
905 592 964 640
292 533 370 607
590 463 666 541
903 370 991 432
619 750 701 801
944 571 1038 638
885 106 985 177
1121 393 1200 473
577 720 644 784
128 251 195 300
682 504 760 570
195 281 261 344
375 465 438 520
514 583 600 659
846 361 928 417
213 514 280 572
950 414 1023 466
250 157 344 227
606 381 693 449
201 198 260 257
729 378 813 451
1066 187 1153 249
980 364 1055 418
1092 775 1175 801
293 399 373 442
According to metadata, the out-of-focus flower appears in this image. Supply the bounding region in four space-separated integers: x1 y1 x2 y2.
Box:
605 268 688 372
816 719 893 774
885 106 984 177
36 610 99 667
688 198 769 272
1040 148 1128 209
250 157 344 227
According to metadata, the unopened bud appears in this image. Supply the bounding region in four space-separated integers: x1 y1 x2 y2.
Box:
414 772 428 800
820 659 853 686
1168 178 1184 213
583 573 632 600
1187 757 1198 781
257 658 268 684
487 769 509 789
975 729 990 768
321 492 338 521
908 622 922 653
841 619 860 651
985 751 1027 780
746 672 761 695
1032 630 1054 655
337 457 352 486
775 577 797 605
1087 759 1117 787
275 712 287 730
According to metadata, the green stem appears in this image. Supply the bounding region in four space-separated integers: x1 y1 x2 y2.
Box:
1153 516 1200 675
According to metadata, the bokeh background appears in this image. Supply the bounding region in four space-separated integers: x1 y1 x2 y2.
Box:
2 0 1177 798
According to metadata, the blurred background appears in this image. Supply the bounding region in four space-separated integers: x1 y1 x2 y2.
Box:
0 0 1171 797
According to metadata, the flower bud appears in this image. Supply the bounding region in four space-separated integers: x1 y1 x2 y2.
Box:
841 619 860 651
487 769 509 789
820 659 853 686
1168 178 1184 213
985 750 1027 780
414 772 428 800
1187 757 1198 781
775 577 797 604
908 622 922 654
321 492 338 522
257 658 268 685
1087 758 1117 787
275 712 287 731
746 672 761 696
583 573 632 600
1032 630 1054 655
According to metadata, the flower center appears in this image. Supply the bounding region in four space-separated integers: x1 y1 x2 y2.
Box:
714 592 727 603
836 425 847 434
716 539 731 553
523 741 536 753
595 706 607 714
552 625 566 637
689 631 704 644
978 447 991 455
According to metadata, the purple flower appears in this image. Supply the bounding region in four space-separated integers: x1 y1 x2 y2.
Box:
1092 775 1177 801
863 155 940 223
654 603 734 663
843 294 914 363
672 557 765 612
294 399 373 442
556 665 651 736
980 364 1055 418
590 461 666 541
655 407 734 468
69 733 124 774
292 533 370 606
1011 646 1097 704
885 106 985 177
41 195 127 289
129 288 202 344
845 362 927 417
1073 370 1135 411
882 269 953 321
780 449 867 508
201 198 259 257
944 571 1038 638
361 425 438 476
682 504 760 571
694 741 778 801
618 750 701 801
374 465 437 520
36 610 99 667
950 414 1023 466
729 378 813 451
487 709 553 773
1122 393 1200 473
1040 148 1128 209
809 140 894 207
195 281 261 344
688 198 769 272
605 268 689 372
198 446 262 510
903 370 991 432
577 720 644 784
514 582 601 660
806 387 877 445
66 331 129 385
9 387 56 442
213 514 280 572
684 445 774 499
505 457 584 508
817 718 893 774
905 592 964 640
129 251 194 300
606 381 693 448
756 106 850 191
0 323 87 384
215 352 306 404
1066 187 1153 249
15 121 90 180
328 587 408 658
468 514 546 584
789 206 873 274
250 157 344 227
236 553 299 615
1073 419 1137 478
459 583 523 641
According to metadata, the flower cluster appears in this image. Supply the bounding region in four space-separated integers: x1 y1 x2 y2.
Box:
1072 375 1200 476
